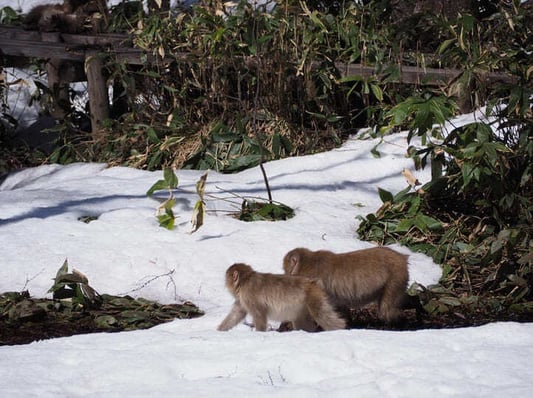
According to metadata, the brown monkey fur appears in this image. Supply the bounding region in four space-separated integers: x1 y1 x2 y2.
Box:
283 247 409 323
218 263 346 332
24 0 107 33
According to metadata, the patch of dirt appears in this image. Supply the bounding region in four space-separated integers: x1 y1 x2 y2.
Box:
0 292 204 346
346 307 533 331
1 316 111 346
3 294 533 346
278 304 533 333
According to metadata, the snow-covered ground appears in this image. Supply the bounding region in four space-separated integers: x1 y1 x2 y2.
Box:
1 120 533 397
1 1 533 396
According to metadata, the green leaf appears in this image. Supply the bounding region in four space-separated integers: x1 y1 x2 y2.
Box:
395 218 414 233
146 127 159 144
460 162 475 188
147 169 179 196
437 38 457 54
195 172 208 201
393 186 415 203
157 213 175 230
163 168 179 189
419 215 443 232
47 259 70 294
211 131 241 143
146 179 169 197
56 259 69 280
103 295 133 308
424 299 449 314
271 133 281 156
412 214 443 233
95 315 118 329
407 196 421 215
239 201 294 222
370 83 383 102
391 104 408 125
378 188 394 203
371 141 382 158
121 310 150 324
338 74 364 84
157 197 177 230
439 297 462 307
191 200 205 233
225 155 262 172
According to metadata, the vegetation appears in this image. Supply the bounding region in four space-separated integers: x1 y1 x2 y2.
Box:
0 0 444 171
357 1 532 321
1 0 532 326
1 260 204 345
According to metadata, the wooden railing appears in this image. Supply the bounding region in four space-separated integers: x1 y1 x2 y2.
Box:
0 24 514 134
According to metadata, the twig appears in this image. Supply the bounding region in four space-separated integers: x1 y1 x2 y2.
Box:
214 185 288 207
120 269 181 302
21 268 45 292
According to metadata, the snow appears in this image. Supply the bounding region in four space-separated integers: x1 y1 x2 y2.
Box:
1 124 533 397
3 322 533 398
1 1 533 395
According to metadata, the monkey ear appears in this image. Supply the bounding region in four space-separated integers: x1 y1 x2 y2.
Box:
232 270 240 285
290 255 300 274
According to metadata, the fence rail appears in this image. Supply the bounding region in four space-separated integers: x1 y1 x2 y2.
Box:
0 24 514 134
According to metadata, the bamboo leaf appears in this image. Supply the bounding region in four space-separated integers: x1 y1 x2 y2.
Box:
147 169 179 197
191 200 205 233
146 179 169 197
378 188 394 203
370 83 383 102
195 172 208 201
163 169 179 189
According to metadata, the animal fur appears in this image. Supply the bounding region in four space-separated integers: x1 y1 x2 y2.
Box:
283 247 410 323
218 263 346 332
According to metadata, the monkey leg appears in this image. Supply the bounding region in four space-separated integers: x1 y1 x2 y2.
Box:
250 311 268 331
292 313 319 332
217 302 247 331
306 287 346 331
378 282 404 323
277 321 294 332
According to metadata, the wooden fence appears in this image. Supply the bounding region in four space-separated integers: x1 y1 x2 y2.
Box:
0 24 514 134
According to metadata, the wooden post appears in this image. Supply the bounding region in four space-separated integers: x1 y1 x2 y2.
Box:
45 59 81 120
85 51 109 136
41 32 71 120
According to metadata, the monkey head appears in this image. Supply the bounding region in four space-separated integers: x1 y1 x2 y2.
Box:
225 263 253 295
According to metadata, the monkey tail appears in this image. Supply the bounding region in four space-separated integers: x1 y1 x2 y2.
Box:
307 284 346 331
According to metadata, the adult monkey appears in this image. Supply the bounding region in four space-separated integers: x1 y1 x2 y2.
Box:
283 247 409 323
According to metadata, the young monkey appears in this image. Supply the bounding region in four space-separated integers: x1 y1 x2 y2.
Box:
283 247 409 323
217 263 346 332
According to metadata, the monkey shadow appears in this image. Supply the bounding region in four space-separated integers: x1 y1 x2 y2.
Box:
344 306 420 331
343 303 512 331
277 303 501 332
275 305 409 332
